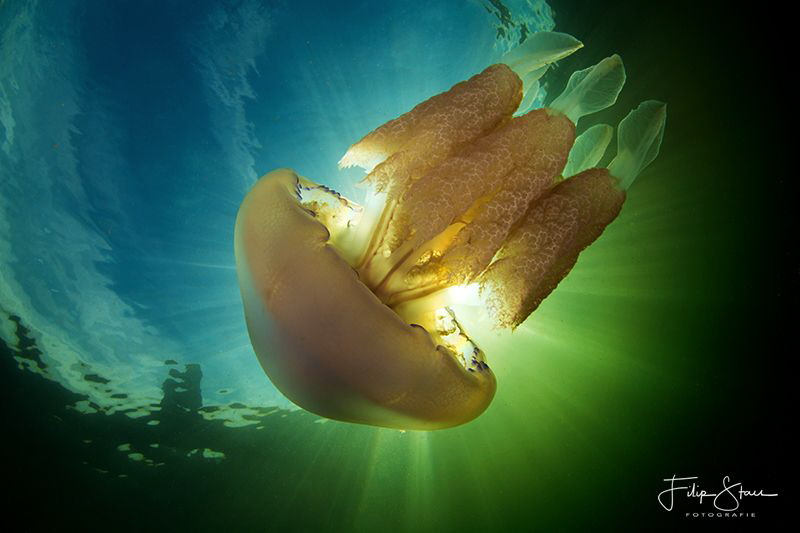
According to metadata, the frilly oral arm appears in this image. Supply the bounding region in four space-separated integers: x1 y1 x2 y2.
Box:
479 101 667 329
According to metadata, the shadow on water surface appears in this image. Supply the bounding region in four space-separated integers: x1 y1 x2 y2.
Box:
2 315 359 531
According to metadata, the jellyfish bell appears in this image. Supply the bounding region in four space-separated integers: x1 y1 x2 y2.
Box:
235 32 666 430
235 169 496 430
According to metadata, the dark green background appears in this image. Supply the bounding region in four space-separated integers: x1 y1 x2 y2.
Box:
3 1 791 530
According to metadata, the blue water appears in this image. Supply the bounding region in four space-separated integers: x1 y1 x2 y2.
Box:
1 2 791 530
0 0 553 424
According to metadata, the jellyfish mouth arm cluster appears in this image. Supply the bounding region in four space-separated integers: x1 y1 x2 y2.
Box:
235 32 667 430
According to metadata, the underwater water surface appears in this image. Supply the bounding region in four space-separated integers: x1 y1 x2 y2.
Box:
1 0 790 530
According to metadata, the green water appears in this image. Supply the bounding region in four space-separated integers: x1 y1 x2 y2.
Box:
3 1 789 530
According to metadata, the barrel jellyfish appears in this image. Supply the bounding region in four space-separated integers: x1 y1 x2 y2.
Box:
235 32 666 430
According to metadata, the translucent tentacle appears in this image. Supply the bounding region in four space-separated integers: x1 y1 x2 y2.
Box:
549 54 626 124
503 32 583 117
516 79 540 116
563 123 613 177
607 100 667 190
500 31 583 78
